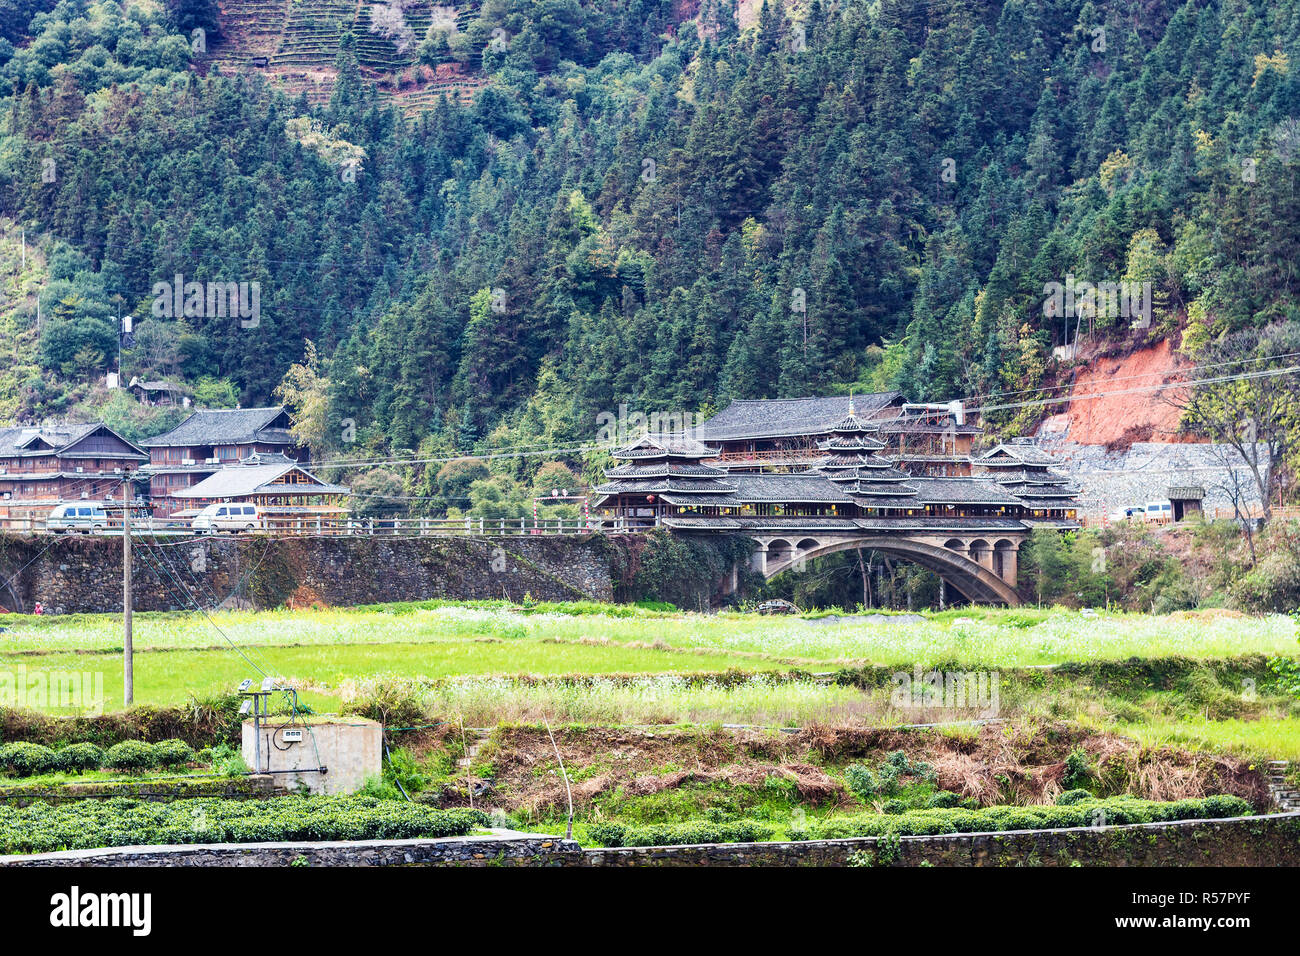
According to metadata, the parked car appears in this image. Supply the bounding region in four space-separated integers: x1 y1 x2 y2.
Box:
1108 505 1146 522
46 503 108 534
1142 501 1174 523
192 503 262 533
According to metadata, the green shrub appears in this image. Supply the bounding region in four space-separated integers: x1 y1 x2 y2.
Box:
587 819 774 848
881 799 907 814
845 764 879 799
1056 789 1093 806
927 791 960 809
151 740 195 768
341 677 428 728
884 750 934 780
846 751 935 802
203 743 248 777
103 740 156 771
356 774 404 801
53 743 104 774
0 742 56 777
219 753 250 777
1062 748 1093 791
0 797 490 855
1271 655 1300 698
587 823 628 847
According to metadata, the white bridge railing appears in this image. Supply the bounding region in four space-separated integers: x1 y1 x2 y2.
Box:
15 515 657 537
250 515 660 536
256 515 597 537
7 513 673 537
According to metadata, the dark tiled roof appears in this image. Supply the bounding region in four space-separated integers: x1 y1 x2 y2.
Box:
815 460 911 481
610 434 720 459
977 442 1060 466
0 422 146 460
174 461 347 498
695 393 904 441
141 407 292 448
729 473 857 503
829 412 872 433
896 478 1026 506
1010 487 1079 499
877 419 983 435
592 477 735 496
661 516 744 529
605 462 728 478
821 434 888 453
659 493 747 506
853 495 929 509
986 467 1069 483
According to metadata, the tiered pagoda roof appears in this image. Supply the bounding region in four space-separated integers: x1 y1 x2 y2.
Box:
594 434 736 504
975 440 1078 502
806 404 912 494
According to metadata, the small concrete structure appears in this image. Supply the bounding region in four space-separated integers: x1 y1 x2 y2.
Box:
241 716 381 795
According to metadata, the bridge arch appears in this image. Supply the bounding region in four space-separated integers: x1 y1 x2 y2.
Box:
993 538 1018 582
766 538 794 566
760 535 1021 606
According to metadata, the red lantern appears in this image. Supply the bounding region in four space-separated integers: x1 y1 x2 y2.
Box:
646 495 655 502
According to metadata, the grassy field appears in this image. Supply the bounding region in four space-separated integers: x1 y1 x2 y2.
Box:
1 599 1296 852
1 602 1294 714
1117 716 1300 762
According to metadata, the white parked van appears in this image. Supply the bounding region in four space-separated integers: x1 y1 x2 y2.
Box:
1142 501 1173 523
46 503 108 534
192 503 262 533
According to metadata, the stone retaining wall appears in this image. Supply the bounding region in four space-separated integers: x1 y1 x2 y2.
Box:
4 813 1297 867
0 533 614 613
0 833 582 867
1045 440 1267 518
582 813 1300 867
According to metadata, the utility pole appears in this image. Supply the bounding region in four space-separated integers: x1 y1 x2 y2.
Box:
123 481 133 706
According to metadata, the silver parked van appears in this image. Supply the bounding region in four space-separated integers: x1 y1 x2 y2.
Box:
47 503 108 534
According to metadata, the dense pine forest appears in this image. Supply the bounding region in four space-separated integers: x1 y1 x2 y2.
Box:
2 0 1300 505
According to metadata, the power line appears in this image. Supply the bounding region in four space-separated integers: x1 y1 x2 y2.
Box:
966 363 1300 418
955 349 1300 405
310 441 611 469
131 532 270 678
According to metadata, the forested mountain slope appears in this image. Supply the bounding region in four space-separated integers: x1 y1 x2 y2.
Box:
1 0 1298 499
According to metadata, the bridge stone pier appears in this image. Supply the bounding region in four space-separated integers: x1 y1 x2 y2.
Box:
742 530 1027 606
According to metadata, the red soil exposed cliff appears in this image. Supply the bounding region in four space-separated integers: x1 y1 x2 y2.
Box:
1038 338 1196 447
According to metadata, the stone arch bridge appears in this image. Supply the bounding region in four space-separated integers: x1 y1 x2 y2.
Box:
730 530 1026 606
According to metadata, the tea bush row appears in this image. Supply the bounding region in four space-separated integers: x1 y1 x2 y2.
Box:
0 796 490 854
587 820 775 847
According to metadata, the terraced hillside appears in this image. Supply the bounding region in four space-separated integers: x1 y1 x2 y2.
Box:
209 0 486 112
